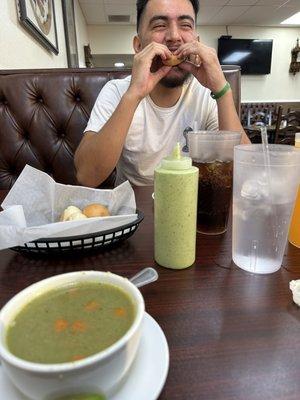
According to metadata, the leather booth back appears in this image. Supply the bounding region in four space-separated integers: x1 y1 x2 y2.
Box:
0 66 241 189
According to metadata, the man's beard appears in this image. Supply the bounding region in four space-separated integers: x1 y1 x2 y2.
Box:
151 57 191 88
159 68 191 88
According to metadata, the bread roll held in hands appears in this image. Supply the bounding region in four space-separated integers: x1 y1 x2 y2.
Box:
82 203 110 218
162 54 184 67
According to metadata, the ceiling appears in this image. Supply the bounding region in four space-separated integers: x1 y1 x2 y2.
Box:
79 0 300 27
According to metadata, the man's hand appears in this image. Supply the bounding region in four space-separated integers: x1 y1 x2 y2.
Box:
128 42 173 100
174 41 227 93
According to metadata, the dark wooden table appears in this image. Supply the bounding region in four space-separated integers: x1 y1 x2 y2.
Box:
1 187 300 400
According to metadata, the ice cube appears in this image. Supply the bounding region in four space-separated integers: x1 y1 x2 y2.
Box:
258 170 296 204
188 135 217 162
241 174 274 202
241 180 261 200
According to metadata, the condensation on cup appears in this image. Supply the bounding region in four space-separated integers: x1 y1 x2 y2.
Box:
232 144 300 274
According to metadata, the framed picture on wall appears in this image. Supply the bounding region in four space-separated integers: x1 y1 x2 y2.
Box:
17 0 59 54
62 0 79 68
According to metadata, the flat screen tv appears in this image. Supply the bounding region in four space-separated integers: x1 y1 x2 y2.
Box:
218 38 273 75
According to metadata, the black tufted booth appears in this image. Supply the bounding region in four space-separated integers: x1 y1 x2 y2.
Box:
0 66 241 189
0 68 131 189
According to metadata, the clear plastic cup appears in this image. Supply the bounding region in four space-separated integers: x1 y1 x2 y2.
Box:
188 131 241 235
232 144 300 274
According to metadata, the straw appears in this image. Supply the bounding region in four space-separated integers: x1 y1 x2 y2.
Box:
260 126 279 247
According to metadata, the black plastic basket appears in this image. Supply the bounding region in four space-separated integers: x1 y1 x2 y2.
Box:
12 210 144 256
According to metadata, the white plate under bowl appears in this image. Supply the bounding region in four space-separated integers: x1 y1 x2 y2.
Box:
0 313 169 400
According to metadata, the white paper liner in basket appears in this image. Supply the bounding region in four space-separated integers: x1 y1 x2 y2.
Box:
0 165 137 250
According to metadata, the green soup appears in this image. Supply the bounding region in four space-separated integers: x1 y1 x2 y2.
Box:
6 282 136 364
55 395 106 400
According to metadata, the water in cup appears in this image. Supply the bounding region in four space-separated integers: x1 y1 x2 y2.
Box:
232 144 300 274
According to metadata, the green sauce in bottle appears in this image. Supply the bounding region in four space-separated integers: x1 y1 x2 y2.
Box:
154 144 199 269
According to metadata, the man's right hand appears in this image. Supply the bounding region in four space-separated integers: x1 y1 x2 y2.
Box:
75 44 173 188
127 42 173 101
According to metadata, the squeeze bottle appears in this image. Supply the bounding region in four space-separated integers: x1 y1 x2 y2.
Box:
154 143 198 269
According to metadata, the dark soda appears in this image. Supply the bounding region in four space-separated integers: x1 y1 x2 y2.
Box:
193 160 233 234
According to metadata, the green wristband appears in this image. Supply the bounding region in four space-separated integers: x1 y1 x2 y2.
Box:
210 81 231 100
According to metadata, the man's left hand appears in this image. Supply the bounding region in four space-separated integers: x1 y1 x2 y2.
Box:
174 41 227 93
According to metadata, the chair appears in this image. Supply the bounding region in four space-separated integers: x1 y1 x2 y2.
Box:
244 127 262 143
285 110 300 127
241 103 277 128
251 110 270 126
268 105 284 143
272 106 283 130
275 109 300 130
274 108 300 144
0 68 128 189
274 125 300 145
244 106 284 144
274 110 300 145
0 66 241 189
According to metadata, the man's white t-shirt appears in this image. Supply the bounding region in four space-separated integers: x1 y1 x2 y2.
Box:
84 75 218 186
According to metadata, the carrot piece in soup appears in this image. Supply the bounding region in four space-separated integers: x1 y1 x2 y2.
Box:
55 319 68 332
71 354 85 361
114 307 126 317
72 320 87 332
84 300 100 311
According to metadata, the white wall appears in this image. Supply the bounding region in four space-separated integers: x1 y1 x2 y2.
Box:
87 24 300 102
75 0 89 67
88 25 135 55
0 0 88 69
202 26 300 103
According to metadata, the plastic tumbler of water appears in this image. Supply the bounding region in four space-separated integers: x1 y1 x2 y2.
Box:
232 144 300 274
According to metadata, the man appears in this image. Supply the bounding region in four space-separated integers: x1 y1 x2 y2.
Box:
75 0 249 188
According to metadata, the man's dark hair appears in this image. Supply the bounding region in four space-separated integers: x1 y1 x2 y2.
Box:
136 0 199 31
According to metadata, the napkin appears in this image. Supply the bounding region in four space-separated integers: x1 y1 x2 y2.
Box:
0 165 137 250
290 280 300 306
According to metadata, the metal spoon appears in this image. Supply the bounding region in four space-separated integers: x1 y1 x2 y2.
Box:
129 267 158 288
